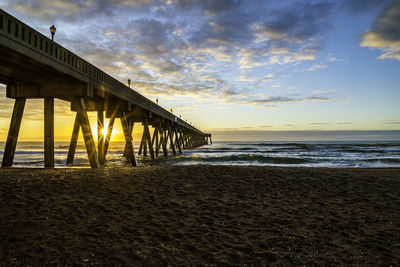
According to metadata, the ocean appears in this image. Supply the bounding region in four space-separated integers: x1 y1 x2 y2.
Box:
1 141 400 168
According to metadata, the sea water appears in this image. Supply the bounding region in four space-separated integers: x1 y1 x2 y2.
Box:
1 141 400 168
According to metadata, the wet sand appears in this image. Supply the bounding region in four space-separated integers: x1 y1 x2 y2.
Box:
0 166 399 265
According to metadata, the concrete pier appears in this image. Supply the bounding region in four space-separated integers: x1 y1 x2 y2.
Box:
0 9 211 168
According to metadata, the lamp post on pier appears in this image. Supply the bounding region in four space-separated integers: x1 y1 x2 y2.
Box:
50 25 56 41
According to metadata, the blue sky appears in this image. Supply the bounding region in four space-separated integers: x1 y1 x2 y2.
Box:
0 0 399 141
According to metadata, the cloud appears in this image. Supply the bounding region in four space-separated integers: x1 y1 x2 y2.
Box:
131 18 177 56
381 120 400 125
307 64 327 71
250 96 298 105
170 0 241 15
170 105 199 114
327 54 346 62
361 1 400 60
1 1 343 112
173 1 334 71
340 0 392 15
260 73 275 83
253 3 332 43
2 0 156 23
309 122 352 125
242 2 332 66
236 75 255 83
309 122 331 125
219 90 333 109
249 95 330 106
8 0 82 21
238 48 265 69
207 125 273 131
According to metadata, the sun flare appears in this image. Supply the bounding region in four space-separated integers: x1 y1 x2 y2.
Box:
91 122 120 141
102 126 108 136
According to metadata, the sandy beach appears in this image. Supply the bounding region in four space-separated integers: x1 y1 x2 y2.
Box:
0 166 399 265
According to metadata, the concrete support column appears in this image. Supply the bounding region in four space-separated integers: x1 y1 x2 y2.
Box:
2 98 26 167
44 97 54 168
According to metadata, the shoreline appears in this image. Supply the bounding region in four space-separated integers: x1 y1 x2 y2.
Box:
3 140 400 169
1 165 399 265
3 165 400 170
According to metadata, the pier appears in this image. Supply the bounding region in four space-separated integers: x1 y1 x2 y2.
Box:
0 9 211 168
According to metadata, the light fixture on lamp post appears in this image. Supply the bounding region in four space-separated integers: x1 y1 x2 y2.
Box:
50 25 56 41
128 79 131 88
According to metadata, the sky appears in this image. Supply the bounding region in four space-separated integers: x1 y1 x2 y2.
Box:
0 0 399 141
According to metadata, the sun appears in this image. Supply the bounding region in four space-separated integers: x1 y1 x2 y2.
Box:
102 126 107 136
91 122 120 141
